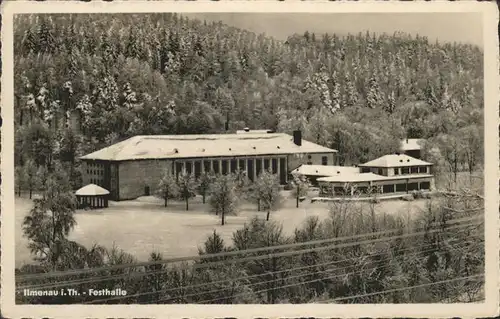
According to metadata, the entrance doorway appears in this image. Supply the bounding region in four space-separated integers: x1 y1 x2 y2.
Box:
144 186 150 196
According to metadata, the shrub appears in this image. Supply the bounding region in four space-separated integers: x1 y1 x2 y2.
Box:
412 190 425 199
208 174 239 225
283 183 294 191
402 194 415 201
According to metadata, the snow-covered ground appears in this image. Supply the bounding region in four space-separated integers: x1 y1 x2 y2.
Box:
15 191 429 268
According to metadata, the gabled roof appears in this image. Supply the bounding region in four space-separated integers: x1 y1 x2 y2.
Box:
79 133 337 161
359 154 432 168
400 138 424 151
291 165 360 177
75 184 110 196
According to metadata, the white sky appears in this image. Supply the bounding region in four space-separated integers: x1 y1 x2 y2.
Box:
183 13 483 48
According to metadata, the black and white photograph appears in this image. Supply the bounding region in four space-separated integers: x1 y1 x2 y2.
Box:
1 1 498 318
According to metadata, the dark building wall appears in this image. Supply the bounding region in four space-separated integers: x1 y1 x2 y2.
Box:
287 152 336 171
82 159 117 199
109 162 119 200
404 150 421 159
304 175 330 187
116 156 292 200
82 160 106 186
118 159 172 200
279 158 287 184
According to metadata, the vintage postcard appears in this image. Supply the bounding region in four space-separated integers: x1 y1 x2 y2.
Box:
1 1 499 318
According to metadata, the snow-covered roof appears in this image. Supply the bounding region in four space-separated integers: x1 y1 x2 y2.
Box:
75 184 110 196
291 165 360 177
80 133 337 161
317 173 388 183
400 138 425 151
359 154 432 168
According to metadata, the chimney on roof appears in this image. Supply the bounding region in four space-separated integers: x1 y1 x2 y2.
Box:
293 130 302 146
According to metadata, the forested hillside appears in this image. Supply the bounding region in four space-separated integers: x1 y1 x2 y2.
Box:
14 13 484 184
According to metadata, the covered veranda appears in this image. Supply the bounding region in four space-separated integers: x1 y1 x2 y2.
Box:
317 173 434 197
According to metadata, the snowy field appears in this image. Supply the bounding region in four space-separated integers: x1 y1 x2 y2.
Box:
14 190 430 268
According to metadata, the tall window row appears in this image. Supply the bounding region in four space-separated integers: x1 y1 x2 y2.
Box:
87 162 105 186
394 166 429 175
173 157 288 184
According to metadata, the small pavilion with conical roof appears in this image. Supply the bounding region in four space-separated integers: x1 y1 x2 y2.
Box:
75 184 110 209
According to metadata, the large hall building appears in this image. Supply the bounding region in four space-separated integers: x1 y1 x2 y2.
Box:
80 130 337 201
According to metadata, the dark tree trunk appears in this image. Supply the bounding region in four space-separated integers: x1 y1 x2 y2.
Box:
48 154 53 171
16 94 23 125
454 159 458 183
164 194 168 207
51 212 57 271
257 199 261 211
296 185 300 208
185 196 189 211
266 210 270 221
221 209 225 226
53 113 59 132
202 193 206 204
371 208 376 233
468 158 474 183
69 155 75 185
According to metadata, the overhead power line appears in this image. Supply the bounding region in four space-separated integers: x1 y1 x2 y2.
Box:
20 227 479 291
82 240 475 304
17 215 481 282
157 240 477 304
324 274 484 302
195 272 484 305
192 241 481 304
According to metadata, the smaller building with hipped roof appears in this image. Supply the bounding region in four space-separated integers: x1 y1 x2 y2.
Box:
75 184 110 209
309 154 434 197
